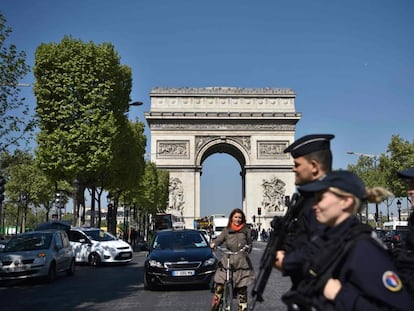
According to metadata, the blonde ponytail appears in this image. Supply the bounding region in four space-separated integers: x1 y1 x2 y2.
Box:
365 187 393 204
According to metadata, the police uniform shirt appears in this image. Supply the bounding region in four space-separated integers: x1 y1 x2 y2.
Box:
311 217 414 310
282 189 325 286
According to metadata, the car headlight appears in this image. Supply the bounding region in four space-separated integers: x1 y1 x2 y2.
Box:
203 257 217 266
148 260 164 268
102 246 116 252
33 252 47 265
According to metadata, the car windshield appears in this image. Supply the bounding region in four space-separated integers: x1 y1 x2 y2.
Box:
153 231 208 250
4 233 52 252
86 229 116 241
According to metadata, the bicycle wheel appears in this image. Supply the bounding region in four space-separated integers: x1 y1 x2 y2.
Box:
221 281 233 311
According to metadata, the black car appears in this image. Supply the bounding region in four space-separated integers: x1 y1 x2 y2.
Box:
144 229 218 290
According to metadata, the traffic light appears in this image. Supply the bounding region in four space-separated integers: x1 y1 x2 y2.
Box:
258 207 262 216
55 192 64 208
0 175 5 203
252 215 256 223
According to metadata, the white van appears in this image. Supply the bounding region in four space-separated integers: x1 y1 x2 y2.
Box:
210 215 229 239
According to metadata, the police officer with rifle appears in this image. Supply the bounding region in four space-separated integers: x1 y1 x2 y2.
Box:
250 134 334 309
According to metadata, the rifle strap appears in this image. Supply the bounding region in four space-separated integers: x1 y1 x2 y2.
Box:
299 223 373 294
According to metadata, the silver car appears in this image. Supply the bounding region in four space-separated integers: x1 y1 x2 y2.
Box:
0 230 75 282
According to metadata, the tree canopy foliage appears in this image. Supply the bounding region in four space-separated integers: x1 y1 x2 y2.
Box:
33 36 148 227
0 22 168 233
34 36 134 184
1 150 59 229
0 12 33 153
348 135 414 199
137 161 170 216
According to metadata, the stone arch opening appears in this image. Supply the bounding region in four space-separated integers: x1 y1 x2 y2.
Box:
197 138 248 167
197 140 247 216
200 153 243 218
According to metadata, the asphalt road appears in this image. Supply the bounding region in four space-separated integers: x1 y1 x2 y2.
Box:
0 241 291 311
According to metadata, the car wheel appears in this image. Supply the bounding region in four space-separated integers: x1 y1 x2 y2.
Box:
143 273 155 290
67 259 75 276
89 253 101 267
47 262 57 282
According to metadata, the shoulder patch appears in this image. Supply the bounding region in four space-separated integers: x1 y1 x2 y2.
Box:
382 271 403 292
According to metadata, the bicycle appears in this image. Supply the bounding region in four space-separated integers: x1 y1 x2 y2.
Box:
215 246 248 311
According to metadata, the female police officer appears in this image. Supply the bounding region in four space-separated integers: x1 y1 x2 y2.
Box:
282 170 414 310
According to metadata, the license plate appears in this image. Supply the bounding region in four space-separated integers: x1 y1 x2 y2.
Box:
172 270 195 276
121 253 131 258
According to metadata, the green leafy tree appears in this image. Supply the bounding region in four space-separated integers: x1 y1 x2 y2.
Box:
0 13 34 153
348 135 414 225
138 162 162 216
133 162 168 213
384 135 414 198
135 162 169 237
105 119 146 233
3 150 57 232
33 36 135 225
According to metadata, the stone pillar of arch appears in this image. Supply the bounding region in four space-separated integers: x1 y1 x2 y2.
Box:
145 87 301 229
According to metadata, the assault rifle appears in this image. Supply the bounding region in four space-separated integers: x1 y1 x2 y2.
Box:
249 193 303 310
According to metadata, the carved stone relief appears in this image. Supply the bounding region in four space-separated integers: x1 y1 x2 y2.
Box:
168 177 185 212
257 141 290 159
157 140 189 158
261 177 287 213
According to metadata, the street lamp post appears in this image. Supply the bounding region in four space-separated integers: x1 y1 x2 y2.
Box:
106 193 114 235
379 211 383 228
397 199 402 221
347 151 379 226
18 192 27 233
73 179 79 226
123 205 130 242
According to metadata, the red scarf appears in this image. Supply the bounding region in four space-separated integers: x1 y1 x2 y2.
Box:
231 223 244 232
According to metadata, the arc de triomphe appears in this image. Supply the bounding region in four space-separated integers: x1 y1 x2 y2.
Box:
145 87 302 229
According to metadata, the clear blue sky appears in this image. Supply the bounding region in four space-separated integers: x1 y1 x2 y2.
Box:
2 0 413 217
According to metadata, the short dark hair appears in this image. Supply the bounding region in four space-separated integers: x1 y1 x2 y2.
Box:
303 149 333 172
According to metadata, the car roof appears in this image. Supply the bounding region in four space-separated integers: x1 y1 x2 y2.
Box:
35 220 71 231
71 227 100 231
155 229 200 235
13 230 58 237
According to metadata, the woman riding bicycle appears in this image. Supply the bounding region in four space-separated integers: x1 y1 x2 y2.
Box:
210 208 255 311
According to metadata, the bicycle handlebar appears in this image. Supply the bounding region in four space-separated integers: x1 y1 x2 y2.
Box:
215 246 248 255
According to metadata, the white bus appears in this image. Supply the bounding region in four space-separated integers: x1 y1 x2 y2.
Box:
382 220 408 231
154 213 185 231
